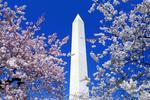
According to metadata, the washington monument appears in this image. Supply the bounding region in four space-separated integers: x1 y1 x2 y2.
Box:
69 14 89 100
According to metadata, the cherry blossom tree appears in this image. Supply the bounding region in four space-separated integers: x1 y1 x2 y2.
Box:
0 1 68 99
88 0 150 99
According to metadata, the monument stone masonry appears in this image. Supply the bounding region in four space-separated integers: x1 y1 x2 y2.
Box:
69 14 89 100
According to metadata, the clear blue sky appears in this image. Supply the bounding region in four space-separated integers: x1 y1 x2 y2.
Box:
7 0 143 98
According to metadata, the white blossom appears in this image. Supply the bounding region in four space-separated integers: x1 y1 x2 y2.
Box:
90 51 99 63
120 79 138 94
102 60 111 68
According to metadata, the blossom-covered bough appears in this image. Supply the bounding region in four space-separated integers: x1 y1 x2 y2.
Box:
0 1 68 99
88 0 150 99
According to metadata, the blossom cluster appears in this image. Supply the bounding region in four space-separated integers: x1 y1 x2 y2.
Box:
0 1 68 99
88 0 150 99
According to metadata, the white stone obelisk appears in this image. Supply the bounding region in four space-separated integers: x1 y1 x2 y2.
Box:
69 14 89 100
